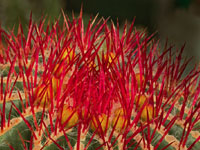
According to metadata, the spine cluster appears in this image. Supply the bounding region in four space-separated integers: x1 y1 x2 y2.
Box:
0 11 200 150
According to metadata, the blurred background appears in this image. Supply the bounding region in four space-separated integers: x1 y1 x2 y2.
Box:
1 0 200 68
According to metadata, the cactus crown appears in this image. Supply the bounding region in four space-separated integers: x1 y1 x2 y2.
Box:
0 10 200 150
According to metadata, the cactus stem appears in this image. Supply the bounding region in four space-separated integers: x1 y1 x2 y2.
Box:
0 11 200 149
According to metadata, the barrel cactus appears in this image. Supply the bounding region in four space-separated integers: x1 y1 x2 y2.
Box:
0 11 200 150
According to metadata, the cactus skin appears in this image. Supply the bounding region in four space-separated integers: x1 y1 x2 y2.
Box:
0 11 200 150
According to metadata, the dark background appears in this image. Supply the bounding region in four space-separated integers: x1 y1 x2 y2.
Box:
1 0 200 66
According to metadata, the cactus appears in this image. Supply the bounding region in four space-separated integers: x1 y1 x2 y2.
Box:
0 11 200 150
